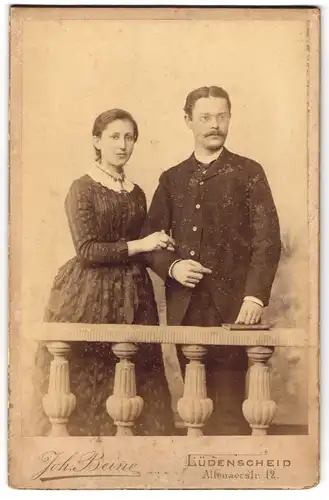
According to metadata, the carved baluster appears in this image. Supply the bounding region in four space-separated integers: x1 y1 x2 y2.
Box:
42 342 76 437
106 343 143 436
177 345 213 437
242 346 277 435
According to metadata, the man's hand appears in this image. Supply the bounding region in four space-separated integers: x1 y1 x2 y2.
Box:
171 259 212 288
235 300 263 325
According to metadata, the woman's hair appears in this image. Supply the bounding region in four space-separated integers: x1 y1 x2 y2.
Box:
184 86 231 119
92 108 139 162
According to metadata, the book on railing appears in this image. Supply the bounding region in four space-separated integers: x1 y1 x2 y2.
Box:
222 323 271 330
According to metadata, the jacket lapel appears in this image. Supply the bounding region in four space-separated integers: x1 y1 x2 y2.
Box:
202 147 233 182
181 147 234 182
183 153 199 176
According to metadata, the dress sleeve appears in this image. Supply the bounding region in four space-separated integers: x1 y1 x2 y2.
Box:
65 179 129 265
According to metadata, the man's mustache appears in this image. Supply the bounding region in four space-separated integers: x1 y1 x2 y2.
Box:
204 131 226 138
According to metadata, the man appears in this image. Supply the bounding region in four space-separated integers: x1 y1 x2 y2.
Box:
142 86 281 435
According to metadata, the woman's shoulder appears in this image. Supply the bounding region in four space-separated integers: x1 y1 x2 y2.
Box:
65 175 95 203
69 174 95 192
130 182 145 197
67 175 146 199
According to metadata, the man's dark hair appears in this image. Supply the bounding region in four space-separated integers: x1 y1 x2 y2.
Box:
184 86 231 118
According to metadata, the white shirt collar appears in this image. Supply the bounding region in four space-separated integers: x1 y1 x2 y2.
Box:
194 147 223 165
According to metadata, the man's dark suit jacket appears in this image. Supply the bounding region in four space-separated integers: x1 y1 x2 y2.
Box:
141 147 281 326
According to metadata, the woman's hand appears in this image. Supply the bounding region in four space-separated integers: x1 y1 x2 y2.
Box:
141 230 176 252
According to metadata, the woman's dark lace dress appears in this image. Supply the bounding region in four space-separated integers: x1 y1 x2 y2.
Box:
33 175 174 436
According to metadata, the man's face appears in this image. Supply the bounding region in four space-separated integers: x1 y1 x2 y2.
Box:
185 97 231 151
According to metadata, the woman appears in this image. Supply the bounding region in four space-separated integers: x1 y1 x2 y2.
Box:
34 109 176 436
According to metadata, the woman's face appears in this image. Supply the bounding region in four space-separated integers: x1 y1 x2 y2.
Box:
94 119 136 168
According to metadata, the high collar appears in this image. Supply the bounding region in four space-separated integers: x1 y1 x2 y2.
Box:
194 147 223 165
87 164 134 193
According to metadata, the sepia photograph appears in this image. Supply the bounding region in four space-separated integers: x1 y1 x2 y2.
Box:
8 6 319 489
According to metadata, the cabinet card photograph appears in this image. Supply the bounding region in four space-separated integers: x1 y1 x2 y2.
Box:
8 6 320 489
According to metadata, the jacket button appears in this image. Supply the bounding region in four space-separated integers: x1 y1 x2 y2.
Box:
192 226 197 232
190 250 195 256
196 204 201 209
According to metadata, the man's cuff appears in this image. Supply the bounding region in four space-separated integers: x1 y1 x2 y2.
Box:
244 296 264 307
168 259 182 278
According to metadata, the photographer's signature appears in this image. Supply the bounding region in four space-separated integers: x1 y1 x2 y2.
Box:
31 451 140 482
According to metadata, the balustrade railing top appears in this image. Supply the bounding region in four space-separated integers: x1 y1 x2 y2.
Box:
29 323 307 347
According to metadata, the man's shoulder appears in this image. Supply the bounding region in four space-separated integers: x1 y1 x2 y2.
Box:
159 156 193 181
159 150 266 182
226 150 261 168
227 149 264 174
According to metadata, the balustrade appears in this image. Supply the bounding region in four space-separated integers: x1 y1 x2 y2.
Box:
31 324 306 437
242 346 276 435
106 342 143 436
42 341 76 437
177 345 213 436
